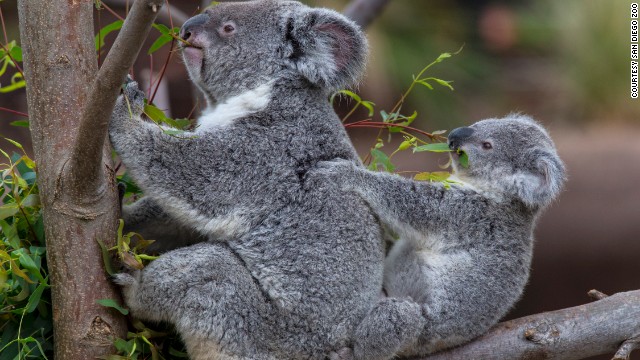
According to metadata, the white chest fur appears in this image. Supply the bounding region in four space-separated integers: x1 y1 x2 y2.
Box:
196 82 273 131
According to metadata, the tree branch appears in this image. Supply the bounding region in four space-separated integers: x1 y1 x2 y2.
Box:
343 0 391 29
68 0 163 193
418 290 640 360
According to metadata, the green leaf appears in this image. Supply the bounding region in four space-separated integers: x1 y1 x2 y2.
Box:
98 239 114 276
415 79 433 90
25 280 47 313
398 139 413 151
97 298 129 315
114 338 133 353
143 103 170 124
435 52 452 63
95 20 124 51
20 194 40 207
10 120 29 128
9 45 22 62
369 148 394 172
361 101 375 117
432 78 454 91
0 78 25 93
458 151 469 168
413 142 451 153
17 250 44 281
335 89 361 102
380 110 399 123
388 111 418 133
152 23 171 35
148 34 173 54
0 204 19 221
0 219 21 248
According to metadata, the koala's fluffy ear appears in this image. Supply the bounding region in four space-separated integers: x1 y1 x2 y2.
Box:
282 7 368 90
511 150 566 209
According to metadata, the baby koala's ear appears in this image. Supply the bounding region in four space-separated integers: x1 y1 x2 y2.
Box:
510 150 566 209
281 7 368 91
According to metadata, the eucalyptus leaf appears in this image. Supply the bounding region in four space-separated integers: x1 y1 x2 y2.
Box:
95 20 124 51
97 298 130 315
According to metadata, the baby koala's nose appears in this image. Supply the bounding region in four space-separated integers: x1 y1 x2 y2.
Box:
448 127 474 150
180 14 208 43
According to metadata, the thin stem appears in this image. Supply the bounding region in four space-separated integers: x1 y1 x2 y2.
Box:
341 102 361 123
0 5 9 45
345 121 445 141
99 1 125 21
0 106 28 117
148 54 154 95
149 38 174 103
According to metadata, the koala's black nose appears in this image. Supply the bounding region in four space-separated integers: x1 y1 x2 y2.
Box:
180 14 208 42
448 127 475 150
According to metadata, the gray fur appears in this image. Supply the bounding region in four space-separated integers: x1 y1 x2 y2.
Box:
110 1 423 359
314 115 566 357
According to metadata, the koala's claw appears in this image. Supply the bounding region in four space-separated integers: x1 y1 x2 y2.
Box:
112 272 137 287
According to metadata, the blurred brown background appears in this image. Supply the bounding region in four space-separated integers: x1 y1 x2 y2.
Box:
1 1 639 358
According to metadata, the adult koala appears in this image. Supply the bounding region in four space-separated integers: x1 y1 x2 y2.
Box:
316 115 566 357
110 1 423 359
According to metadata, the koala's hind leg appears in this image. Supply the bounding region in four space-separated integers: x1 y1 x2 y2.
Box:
352 297 425 360
114 242 275 360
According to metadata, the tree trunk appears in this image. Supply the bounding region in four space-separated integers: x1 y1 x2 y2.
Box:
17 1 127 358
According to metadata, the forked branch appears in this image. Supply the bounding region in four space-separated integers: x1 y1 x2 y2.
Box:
68 0 164 193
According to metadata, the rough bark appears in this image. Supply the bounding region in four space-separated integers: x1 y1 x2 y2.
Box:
419 290 640 360
16 0 162 358
70 0 164 192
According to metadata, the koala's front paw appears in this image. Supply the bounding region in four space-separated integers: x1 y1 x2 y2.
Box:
120 76 145 116
112 272 140 307
112 272 138 288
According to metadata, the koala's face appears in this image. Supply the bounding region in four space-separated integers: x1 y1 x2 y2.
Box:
179 0 367 103
448 115 566 208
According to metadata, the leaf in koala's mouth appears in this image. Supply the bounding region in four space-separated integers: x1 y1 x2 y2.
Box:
457 150 469 168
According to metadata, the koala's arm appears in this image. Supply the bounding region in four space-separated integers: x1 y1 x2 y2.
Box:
122 197 207 253
322 161 451 238
109 80 224 217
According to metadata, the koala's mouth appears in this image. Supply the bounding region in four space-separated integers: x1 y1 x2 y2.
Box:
181 42 205 70
180 43 204 52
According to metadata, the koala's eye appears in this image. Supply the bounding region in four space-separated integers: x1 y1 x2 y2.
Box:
222 22 236 34
482 141 493 150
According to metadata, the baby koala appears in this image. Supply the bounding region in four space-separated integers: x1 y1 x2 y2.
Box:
317 114 566 357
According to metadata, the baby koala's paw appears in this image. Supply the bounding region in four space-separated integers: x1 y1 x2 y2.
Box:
314 158 358 178
121 75 146 116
